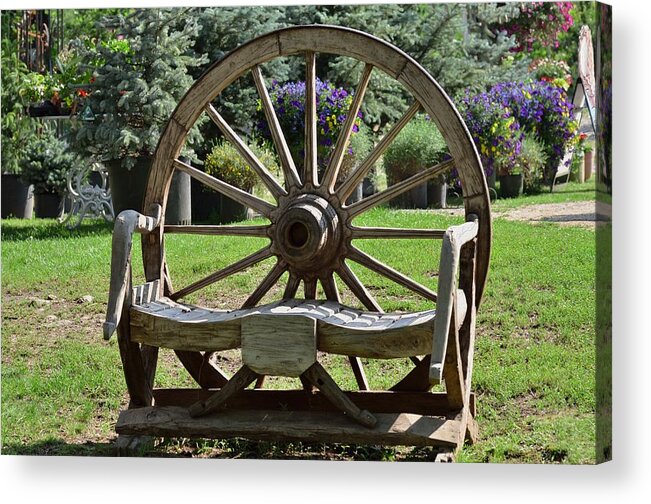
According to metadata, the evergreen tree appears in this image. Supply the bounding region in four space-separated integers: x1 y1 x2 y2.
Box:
71 8 206 169
322 3 530 130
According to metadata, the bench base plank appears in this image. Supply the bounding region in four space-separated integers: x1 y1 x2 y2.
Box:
116 406 462 448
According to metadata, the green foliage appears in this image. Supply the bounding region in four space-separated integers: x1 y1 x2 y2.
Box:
192 6 292 148
519 134 548 192
383 115 447 185
20 130 75 195
204 141 278 192
1 40 39 174
69 8 207 169
324 3 531 127
62 8 133 42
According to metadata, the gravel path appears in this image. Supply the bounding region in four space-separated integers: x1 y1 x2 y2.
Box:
495 200 611 229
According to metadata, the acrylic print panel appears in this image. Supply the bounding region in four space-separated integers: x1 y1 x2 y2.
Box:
0 1 611 467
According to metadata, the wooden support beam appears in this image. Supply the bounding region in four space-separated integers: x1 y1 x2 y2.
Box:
302 362 376 428
117 406 461 448
188 365 259 418
152 388 475 417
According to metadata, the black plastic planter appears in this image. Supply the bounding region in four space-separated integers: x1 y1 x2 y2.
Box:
499 174 524 198
1 174 34 219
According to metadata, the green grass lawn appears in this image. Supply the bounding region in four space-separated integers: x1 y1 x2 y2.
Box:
0 192 601 462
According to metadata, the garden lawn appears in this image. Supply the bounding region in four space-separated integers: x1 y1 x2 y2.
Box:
1 204 597 463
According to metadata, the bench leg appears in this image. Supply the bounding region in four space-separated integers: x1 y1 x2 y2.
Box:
302 362 377 428
188 365 259 417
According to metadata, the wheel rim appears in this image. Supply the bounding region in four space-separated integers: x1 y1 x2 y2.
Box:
142 25 492 388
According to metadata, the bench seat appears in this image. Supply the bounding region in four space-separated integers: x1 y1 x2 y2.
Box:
129 294 467 360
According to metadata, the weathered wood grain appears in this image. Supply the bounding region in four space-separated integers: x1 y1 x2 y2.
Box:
129 298 447 359
429 216 478 384
351 227 446 239
104 205 162 341
116 406 461 448
164 224 270 237
205 104 286 199
188 365 259 417
302 362 376 427
304 51 318 186
242 314 316 377
252 65 301 189
322 63 373 191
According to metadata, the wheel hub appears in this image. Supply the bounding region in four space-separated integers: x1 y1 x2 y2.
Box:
274 193 342 272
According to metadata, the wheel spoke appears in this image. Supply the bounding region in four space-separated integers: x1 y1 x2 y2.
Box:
204 104 286 200
320 274 341 302
346 158 455 218
347 246 437 302
304 277 317 300
164 224 270 237
170 247 273 301
349 356 369 391
321 63 373 192
304 51 318 187
336 262 383 313
337 101 421 201
242 260 287 308
252 66 301 190
351 226 446 239
174 158 275 218
283 272 301 299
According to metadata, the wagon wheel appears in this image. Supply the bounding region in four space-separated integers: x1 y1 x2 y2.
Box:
142 25 491 391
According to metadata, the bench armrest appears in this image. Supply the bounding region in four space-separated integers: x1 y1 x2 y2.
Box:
103 204 162 340
430 214 479 384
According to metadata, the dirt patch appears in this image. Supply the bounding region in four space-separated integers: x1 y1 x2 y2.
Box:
495 201 611 229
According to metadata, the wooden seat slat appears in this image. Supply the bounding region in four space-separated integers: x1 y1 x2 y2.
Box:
129 295 466 359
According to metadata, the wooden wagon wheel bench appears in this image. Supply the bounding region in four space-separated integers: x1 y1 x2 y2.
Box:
103 25 491 461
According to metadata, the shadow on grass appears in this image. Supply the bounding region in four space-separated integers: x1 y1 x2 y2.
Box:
2 437 448 461
0 219 113 242
2 438 118 457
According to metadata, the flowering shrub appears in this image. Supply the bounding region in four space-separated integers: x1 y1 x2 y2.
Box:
489 81 578 176
529 58 572 90
459 80 578 184
459 90 523 178
255 79 363 175
500 2 574 52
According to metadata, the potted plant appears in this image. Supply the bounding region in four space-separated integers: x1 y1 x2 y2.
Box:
21 130 74 218
519 134 548 195
254 78 367 192
383 115 447 209
204 140 279 224
1 40 37 218
69 8 206 222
